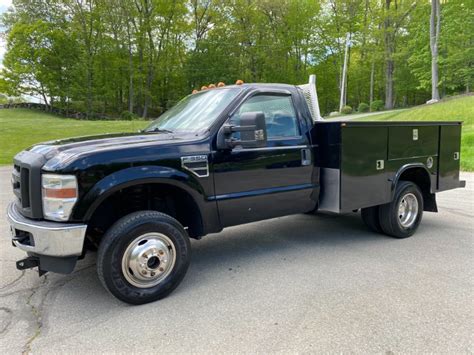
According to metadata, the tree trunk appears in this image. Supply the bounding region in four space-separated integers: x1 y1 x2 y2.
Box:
467 37 472 93
369 60 375 110
86 54 93 117
126 21 134 114
40 83 49 110
143 26 154 119
339 33 350 112
429 0 441 102
384 0 394 110
142 69 152 119
385 57 394 109
128 52 134 113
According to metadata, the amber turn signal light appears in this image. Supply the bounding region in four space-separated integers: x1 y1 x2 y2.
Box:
43 188 78 199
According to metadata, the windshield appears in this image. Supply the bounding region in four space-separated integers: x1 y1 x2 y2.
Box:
145 88 240 133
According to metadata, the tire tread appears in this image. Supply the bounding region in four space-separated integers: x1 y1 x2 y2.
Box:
97 210 190 304
361 206 383 233
379 181 423 239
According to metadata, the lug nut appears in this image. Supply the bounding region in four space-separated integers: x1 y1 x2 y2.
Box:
141 270 147 275
158 250 164 255
159 267 164 272
151 272 155 276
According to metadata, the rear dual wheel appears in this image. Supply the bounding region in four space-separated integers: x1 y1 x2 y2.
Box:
361 181 423 238
361 205 383 233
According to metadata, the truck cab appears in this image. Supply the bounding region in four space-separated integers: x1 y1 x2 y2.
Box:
7 78 465 304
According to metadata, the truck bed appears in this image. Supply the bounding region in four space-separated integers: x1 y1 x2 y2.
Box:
313 121 463 213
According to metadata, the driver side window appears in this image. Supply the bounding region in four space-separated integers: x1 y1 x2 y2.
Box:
230 94 300 140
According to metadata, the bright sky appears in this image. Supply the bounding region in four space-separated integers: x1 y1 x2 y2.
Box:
0 0 11 12
0 0 12 66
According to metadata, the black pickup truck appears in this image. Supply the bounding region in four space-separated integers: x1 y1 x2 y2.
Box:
7 77 465 304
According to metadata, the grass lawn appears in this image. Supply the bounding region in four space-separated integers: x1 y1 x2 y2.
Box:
0 109 148 165
355 95 474 171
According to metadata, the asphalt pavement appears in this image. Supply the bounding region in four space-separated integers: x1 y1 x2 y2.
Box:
0 166 472 354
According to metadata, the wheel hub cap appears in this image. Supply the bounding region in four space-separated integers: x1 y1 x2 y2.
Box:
121 233 176 288
398 193 418 228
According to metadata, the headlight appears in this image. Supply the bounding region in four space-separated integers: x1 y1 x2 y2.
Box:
42 174 78 221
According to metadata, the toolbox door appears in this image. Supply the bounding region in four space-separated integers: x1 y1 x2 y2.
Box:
388 125 438 160
438 124 462 191
340 126 390 212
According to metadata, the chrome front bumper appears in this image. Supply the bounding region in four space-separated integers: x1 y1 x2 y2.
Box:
7 202 87 257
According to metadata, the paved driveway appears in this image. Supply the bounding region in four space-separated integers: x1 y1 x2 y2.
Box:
0 166 472 353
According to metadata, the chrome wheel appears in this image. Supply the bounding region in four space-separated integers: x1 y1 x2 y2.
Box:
398 193 419 228
121 232 176 288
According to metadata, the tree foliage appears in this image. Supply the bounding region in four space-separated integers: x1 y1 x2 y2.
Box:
0 0 472 118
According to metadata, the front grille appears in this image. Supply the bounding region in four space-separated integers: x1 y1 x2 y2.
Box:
12 165 21 201
12 165 31 208
12 164 31 208
12 151 47 219
20 167 31 208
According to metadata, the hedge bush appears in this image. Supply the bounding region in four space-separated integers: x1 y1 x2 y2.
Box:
358 102 369 113
341 105 353 114
370 100 384 111
120 110 139 120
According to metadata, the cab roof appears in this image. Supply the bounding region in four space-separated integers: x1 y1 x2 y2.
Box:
222 83 297 90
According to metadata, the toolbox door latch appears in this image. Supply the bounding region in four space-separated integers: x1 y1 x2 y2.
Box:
376 160 384 170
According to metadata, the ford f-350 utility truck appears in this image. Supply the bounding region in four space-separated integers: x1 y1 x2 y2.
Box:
7 76 465 304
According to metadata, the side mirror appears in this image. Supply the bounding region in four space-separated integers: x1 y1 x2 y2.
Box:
217 111 267 150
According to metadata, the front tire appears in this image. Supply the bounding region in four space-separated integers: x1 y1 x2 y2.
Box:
379 181 423 238
97 211 191 305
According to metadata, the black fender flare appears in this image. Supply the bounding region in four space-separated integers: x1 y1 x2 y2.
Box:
73 166 206 222
391 163 432 193
391 163 437 212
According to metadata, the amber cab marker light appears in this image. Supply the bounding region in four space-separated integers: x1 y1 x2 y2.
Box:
201 85 208 90
217 82 225 87
235 79 244 85
192 89 199 94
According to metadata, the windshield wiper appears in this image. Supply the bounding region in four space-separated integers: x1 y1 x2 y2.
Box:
144 127 173 134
